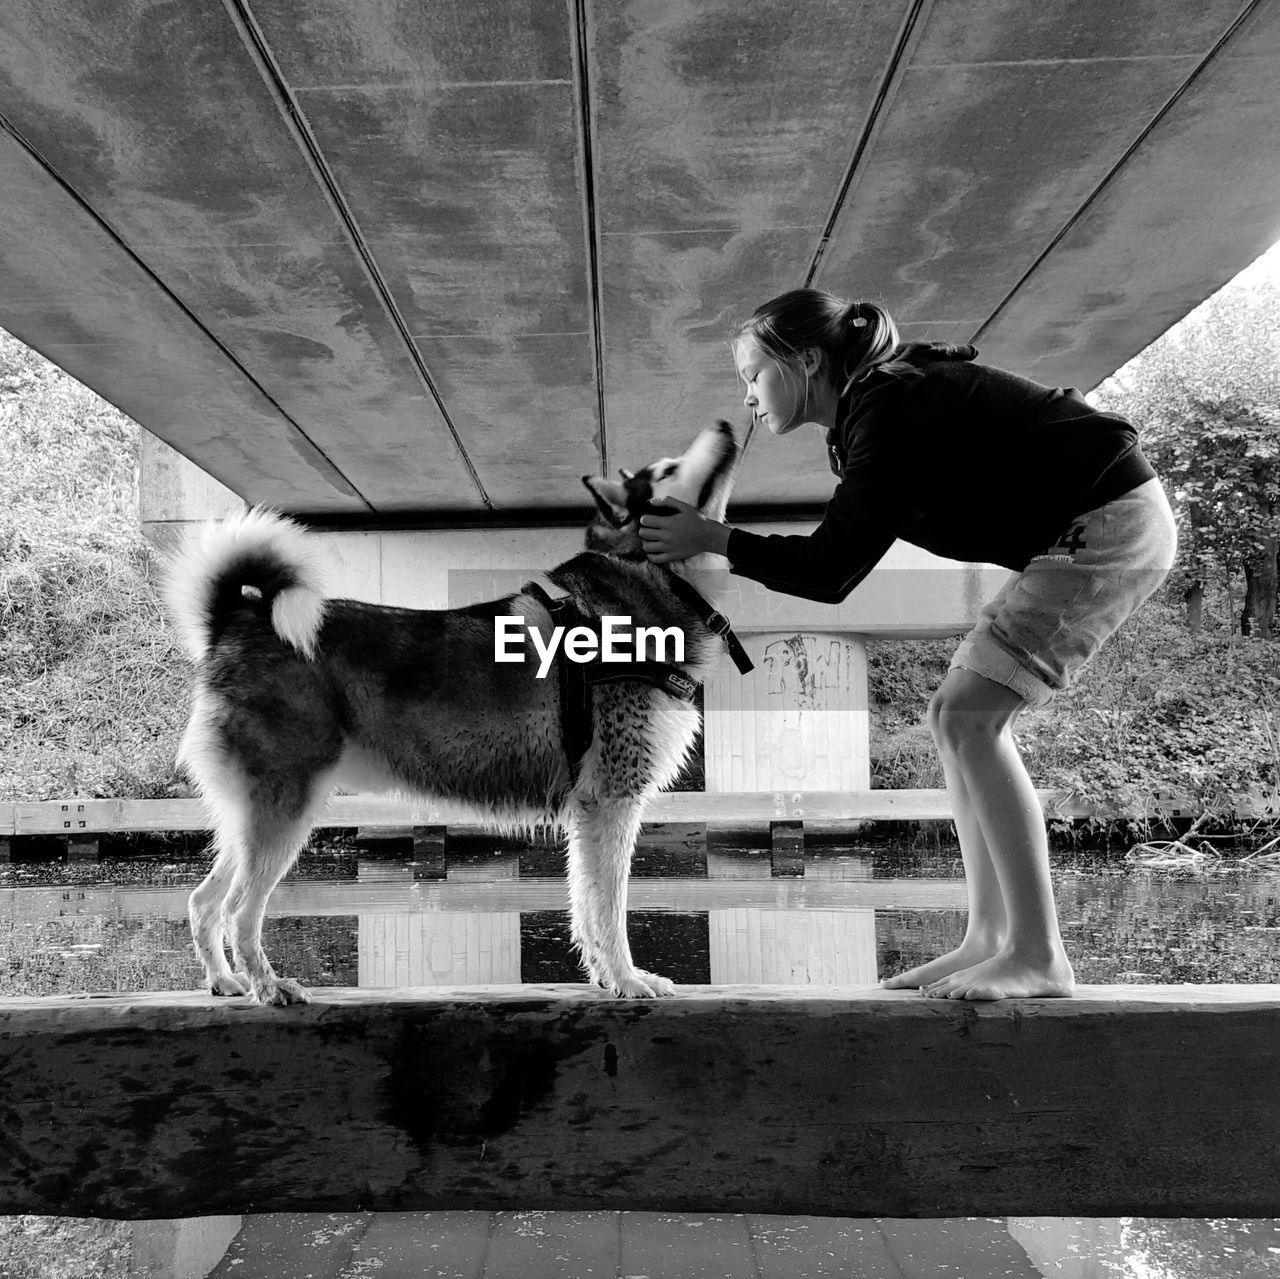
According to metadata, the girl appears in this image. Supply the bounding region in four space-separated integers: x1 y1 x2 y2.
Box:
639 288 1177 1001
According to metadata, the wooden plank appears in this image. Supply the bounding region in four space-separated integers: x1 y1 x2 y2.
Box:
0 984 1277 1219
7 798 212 835
3 789 1272 838
0 790 1043 836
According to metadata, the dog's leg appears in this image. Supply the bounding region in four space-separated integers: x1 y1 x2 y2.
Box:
564 797 608 988
565 793 675 998
223 809 318 1007
189 843 251 997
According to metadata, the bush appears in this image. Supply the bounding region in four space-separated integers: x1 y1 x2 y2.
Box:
867 593 1280 830
1016 595 1280 821
0 329 190 801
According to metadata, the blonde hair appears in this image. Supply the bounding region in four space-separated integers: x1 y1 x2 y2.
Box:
733 288 912 396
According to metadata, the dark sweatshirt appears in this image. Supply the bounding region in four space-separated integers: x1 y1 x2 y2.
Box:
725 343 1155 604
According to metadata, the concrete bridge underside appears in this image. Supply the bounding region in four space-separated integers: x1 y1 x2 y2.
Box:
1 0 1278 524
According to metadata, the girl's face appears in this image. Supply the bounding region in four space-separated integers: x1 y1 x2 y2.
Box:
734 336 809 436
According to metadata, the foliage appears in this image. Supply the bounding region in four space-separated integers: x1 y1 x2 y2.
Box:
867 637 951 790
0 331 140 544
1016 595 1280 828
0 1217 130 1279
1120 1219 1280 1279
1093 268 1280 634
0 329 191 801
868 593 1280 836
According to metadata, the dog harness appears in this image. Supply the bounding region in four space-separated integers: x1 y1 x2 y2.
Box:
521 576 752 779
656 565 755 676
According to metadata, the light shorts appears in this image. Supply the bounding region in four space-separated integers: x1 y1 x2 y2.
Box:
949 477 1178 706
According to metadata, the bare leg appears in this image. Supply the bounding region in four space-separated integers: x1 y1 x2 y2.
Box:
880 752 1007 988
914 668 1074 1000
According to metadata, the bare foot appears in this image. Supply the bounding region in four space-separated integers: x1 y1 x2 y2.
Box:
921 949 1075 1001
881 938 1003 990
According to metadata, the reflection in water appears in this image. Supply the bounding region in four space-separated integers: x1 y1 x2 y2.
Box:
2 842 1279 1276
3 844 1279 996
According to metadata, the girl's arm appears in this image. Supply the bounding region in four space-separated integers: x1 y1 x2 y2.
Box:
725 383 907 601
723 487 896 603
641 383 907 599
639 503 731 562
639 482 895 604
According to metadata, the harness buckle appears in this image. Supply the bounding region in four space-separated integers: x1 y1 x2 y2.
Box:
704 610 731 637
662 671 697 699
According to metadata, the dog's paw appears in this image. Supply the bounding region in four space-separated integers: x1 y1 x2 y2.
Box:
209 972 251 997
610 969 676 999
253 976 312 1007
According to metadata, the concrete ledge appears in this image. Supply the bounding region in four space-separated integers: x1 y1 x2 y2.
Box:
1 985 1278 1219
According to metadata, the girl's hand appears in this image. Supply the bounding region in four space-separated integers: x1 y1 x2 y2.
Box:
639 498 731 564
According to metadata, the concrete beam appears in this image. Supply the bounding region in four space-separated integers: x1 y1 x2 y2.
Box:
1 986 1277 1220
140 497 1005 637
3 4 1277 516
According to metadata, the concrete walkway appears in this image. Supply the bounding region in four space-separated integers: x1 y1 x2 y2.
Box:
192 1210 1047 1278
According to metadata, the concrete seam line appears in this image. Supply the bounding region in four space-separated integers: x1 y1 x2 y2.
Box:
568 0 610 477
805 0 937 286
971 0 1271 350
0 106 370 510
223 0 494 511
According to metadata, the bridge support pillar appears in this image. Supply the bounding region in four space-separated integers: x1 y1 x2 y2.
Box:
702 631 870 794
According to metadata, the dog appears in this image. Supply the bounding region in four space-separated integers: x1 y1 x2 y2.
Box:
164 421 739 1005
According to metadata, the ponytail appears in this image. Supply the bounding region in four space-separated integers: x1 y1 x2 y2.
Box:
838 299 900 393
734 288 912 398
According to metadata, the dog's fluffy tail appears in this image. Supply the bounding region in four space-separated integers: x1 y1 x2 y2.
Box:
164 507 326 663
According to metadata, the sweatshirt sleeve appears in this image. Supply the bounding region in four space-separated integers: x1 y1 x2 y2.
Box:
725 483 896 604
724 382 905 603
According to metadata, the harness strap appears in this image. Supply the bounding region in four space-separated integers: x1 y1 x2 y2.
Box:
658 566 755 674
522 581 700 783
581 662 699 701
523 581 590 772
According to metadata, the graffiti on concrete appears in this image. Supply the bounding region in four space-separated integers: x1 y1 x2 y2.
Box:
762 635 860 709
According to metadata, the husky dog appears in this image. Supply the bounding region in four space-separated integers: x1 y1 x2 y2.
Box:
165 422 738 1005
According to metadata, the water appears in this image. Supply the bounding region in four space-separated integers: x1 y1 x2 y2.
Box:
3 836 1279 997
2 835 1278 1277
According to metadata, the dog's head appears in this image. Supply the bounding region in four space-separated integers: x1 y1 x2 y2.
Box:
582 420 738 558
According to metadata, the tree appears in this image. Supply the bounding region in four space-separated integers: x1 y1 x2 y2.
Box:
1093 265 1280 635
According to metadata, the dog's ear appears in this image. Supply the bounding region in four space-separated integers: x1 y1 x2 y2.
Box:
582 475 630 527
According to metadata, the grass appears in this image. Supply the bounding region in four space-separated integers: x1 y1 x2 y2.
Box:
1 531 191 801
867 593 1280 847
